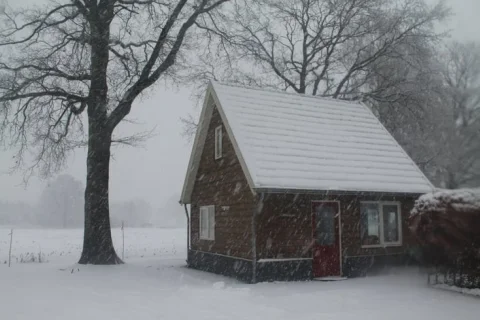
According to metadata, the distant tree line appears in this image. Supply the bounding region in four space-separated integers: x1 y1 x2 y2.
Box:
0 174 185 229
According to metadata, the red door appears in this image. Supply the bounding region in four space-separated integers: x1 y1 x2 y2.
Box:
312 201 341 278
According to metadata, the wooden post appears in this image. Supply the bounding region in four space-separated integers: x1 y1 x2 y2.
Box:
121 221 125 260
8 229 13 267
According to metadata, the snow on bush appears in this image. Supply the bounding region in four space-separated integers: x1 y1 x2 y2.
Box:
434 284 480 297
411 188 480 216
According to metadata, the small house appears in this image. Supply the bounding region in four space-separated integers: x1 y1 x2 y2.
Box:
180 81 434 283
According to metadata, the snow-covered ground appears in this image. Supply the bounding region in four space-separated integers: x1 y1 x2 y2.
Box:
0 227 478 320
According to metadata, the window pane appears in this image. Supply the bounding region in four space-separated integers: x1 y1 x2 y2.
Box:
200 208 208 239
360 203 380 246
383 205 399 243
315 205 335 246
215 126 222 159
208 207 215 240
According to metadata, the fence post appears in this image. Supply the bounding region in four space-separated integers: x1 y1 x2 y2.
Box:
8 229 13 267
121 221 125 260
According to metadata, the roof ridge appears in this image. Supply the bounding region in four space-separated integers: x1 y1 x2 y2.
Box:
210 80 363 107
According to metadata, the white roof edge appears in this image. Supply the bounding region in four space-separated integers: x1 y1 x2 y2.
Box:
253 186 432 195
209 82 257 196
180 84 214 204
180 81 257 204
357 101 435 192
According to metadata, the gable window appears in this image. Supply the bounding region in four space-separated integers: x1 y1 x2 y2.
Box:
360 202 401 247
199 205 215 240
214 125 223 160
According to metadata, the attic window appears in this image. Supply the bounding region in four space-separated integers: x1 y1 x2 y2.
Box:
214 125 223 160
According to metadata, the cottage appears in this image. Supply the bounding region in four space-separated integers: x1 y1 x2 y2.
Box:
180 81 434 283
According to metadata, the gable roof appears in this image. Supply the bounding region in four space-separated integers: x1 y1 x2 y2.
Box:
180 81 434 204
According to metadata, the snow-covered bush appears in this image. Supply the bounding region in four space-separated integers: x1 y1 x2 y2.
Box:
409 188 480 269
411 188 480 216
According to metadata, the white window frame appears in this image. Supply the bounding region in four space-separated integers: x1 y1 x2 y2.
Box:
360 201 402 248
214 125 223 160
199 205 215 240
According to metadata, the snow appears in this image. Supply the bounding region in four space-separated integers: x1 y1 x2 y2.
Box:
1 227 479 320
210 81 434 194
411 188 480 216
434 284 480 297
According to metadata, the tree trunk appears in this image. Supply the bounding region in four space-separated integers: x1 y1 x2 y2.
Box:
78 123 122 265
445 170 458 189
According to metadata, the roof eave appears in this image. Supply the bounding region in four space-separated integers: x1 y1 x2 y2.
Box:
253 187 432 197
179 82 216 205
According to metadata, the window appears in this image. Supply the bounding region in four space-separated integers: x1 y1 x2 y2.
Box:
214 125 223 159
199 205 215 240
315 204 336 246
360 202 401 247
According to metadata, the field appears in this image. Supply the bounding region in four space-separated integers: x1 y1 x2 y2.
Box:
0 227 478 320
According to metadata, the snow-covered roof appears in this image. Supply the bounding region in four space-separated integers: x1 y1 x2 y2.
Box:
180 81 434 203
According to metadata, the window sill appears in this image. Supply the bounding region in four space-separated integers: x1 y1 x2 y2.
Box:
361 243 403 249
199 238 215 241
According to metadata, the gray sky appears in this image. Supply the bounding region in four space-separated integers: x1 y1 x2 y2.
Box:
0 0 479 209
1 84 195 208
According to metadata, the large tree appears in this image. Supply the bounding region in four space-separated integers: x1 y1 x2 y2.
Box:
0 0 228 264
196 0 449 97
435 41 480 188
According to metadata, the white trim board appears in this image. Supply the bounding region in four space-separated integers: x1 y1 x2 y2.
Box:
190 250 253 262
314 276 348 282
257 258 313 263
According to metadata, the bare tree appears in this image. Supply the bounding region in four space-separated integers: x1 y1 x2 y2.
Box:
364 33 449 178
0 0 228 264
196 0 449 100
436 41 480 188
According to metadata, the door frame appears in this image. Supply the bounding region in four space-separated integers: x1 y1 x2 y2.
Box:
311 200 343 277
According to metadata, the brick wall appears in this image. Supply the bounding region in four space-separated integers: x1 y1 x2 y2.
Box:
190 106 256 259
257 193 418 260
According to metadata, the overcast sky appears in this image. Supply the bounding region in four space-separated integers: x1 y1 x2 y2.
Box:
0 0 479 209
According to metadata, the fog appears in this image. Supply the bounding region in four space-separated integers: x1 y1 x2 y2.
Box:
0 0 479 228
